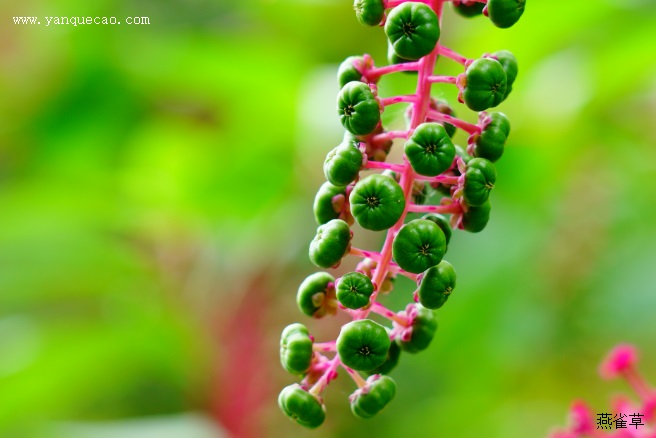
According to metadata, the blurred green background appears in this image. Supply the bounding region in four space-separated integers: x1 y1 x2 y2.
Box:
1 0 655 437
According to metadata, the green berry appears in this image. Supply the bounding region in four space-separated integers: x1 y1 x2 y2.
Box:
461 200 491 232
487 0 526 29
313 182 346 225
385 2 440 61
462 58 507 111
398 304 438 354
417 261 456 309
350 375 397 419
472 112 510 162
280 323 314 375
392 219 446 274
354 0 385 26
421 213 452 245
337 319 391 372
492 50 518 98
309 219 351 268
452 0 484 17
278 384 326 429
463 157 496 207
338 56 367 89
297 272 337 318
336 272 374 309
370 339 401 375
350 174 405 231
338 81 381 136
405 122 456 177
324 140 363 187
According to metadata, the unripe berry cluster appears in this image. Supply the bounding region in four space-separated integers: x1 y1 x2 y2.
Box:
279 0 526 428
551 344 656 437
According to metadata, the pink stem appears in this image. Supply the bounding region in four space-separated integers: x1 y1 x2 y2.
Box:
414 175 460 185
408 203 462 214
309 356 341 396
349 247 383 261
427 109 481 134
342 365 367 389
380 95 418 106
368 62 421 80
437 45 470 65
356 2 443 321
363 161 405 172
386 263 419 281
427 75 457 84
385 0 430 7
313 341 336 352
622 368 653 401
370 302 411 327
371 130 411 144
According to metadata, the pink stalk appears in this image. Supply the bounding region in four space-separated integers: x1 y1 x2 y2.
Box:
368 62 421 79
370 301 412 327
437 45 470 65
408 202 462 214
349 247 383 261
309 356 341 396
414 174 460 185
622 368 653 401
359 5 444 320
427 109 481 134
313 341 337 352
371 130 411 144
380 94 418 106
363 161 405 172
386 263 420 281
342 365 367 389
427 75 457 84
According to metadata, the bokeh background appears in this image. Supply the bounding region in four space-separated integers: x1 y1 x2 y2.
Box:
1 0 655 437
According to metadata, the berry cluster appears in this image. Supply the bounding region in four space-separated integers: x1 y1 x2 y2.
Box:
551 345 656 438
279 0 526 428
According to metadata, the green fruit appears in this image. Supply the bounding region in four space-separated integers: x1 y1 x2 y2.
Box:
404 122 456 177
336 272 374 309
392 219 446 274
338 81 381 136
313 182 346 225
452 0 484 17
354 0 385 26
417 261 456 309
350 174 405 231
350 375 397 419
461 200 491 232
462 58 507 111
487 0 526 29
370 340 401 375
492 50 518 98
279 384 326 429
309 219 351 268
280 323 314 375
472 112 510 162
324 140 363 187
338 56 366 89
398 304 438 353
385 2 440 61
297 272 337 318
337 319 391 372
421 213 453 245
463 157 496 207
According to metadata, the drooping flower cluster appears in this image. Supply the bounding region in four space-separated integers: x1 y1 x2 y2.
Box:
551 344 656 438
279 0 526 428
